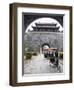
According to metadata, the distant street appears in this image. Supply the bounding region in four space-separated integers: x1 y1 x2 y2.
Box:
24 54 63 74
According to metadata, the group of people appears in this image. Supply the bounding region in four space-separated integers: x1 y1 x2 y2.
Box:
44 49 59 68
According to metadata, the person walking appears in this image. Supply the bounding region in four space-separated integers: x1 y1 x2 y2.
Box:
55 49 59 68
50 50 55 64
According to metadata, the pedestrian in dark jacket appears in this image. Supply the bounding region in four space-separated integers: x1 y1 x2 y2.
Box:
55 50 59 68
50 50 55 63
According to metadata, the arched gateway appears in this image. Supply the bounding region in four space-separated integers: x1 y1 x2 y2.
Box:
42 43 50 51
24 21 63 54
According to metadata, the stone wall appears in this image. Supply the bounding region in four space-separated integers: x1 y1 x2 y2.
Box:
24 32 63 52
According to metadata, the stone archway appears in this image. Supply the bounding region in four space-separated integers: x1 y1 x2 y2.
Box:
41 43 50 53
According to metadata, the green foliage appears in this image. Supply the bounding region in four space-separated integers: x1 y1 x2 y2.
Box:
32 52 37 56
59 52 63 59
25 52 32 60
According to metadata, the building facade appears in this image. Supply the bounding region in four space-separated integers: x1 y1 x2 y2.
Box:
24 23 63 53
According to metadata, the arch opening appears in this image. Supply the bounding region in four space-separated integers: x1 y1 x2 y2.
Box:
41 43 50 53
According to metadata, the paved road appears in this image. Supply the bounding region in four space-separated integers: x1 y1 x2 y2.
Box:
24 54 63 74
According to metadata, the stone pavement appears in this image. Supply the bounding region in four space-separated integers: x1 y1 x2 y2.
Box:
24 54 63 74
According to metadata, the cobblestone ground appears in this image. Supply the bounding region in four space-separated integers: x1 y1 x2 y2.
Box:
24 54 63 74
